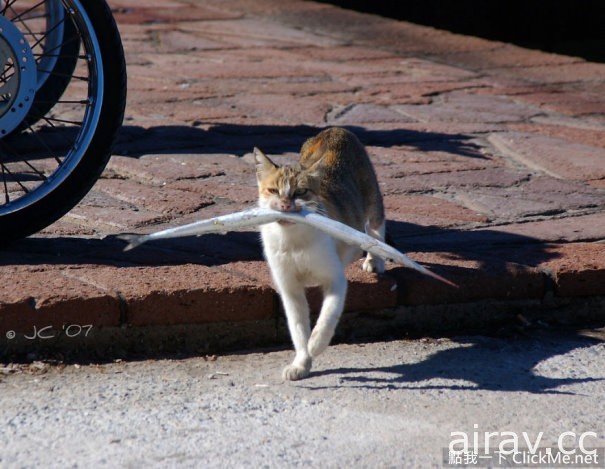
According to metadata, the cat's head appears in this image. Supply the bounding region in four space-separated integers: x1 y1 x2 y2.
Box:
254 147 322 213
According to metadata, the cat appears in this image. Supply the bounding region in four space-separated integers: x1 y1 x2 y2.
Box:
254 127 385 381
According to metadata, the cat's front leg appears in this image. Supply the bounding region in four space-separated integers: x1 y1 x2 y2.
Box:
308 272 347 358
277 282 312 381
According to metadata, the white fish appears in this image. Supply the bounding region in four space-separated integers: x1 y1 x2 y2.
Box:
118 207 457 287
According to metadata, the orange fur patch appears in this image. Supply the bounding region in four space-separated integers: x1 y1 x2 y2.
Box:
323 149 337 166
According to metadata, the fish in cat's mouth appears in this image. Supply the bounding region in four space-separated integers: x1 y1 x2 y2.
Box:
275 204 303 225
277 208 300 225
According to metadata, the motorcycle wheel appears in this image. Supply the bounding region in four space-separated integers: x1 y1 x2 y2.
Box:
0 0 127 243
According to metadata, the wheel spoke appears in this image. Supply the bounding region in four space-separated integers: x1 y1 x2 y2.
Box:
20 116 66 165
36 33 80 57
35 68 89 82
14 11 48 21
39 115 83 126
1 125 62 169
0 146 32 195
8 5 46 48
33 98 89 105
28 114 79 152
0 0 19 16
7 0 46 23
34 52 89 61
29 14 67 51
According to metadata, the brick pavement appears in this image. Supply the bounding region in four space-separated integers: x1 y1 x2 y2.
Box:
1 0 604 354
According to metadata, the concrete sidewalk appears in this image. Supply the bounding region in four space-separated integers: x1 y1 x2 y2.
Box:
1 0 605 356
2 334 604 467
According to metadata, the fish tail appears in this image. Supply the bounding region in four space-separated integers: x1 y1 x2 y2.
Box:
117 234 146 252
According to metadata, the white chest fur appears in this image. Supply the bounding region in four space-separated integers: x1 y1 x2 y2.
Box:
260 222 343 288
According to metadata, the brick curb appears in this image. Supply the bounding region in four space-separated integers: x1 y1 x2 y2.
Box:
1 0 604 355
2 242 604 356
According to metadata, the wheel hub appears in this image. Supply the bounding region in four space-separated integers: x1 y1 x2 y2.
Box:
0 14 37 137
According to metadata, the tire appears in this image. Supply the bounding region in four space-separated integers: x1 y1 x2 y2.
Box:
0 0 127 244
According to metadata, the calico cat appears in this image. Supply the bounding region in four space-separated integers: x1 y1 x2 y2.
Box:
254 127 385 380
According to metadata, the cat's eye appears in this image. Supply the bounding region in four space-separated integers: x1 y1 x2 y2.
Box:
268 188 279 195
294 188 308 197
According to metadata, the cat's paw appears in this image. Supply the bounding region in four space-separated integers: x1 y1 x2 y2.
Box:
362 255 385 274
282 363 311 381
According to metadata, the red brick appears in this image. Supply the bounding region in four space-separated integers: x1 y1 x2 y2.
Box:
0 267 120 334
328 104 416 125
442 44 580 70
393 91 541 124
200 0 331 16
345 264 398 311
368 145 496 167
95 179 214 216
170 176 258 204
124 100 243 126
225 93 332 124
304 263 398 314
380 168 528 196
511 90 605 116
384 194 488 226
287 45 396 63
457 176 604 220
589 180 605 189
356 80 486 106
508 122 605 149
490 62 605 84
489 132 605 182
111 4 242 25
401 121 508 135
155 30 232 53
174 75 355 101
106 154 252 185
374 159 495 178
39 219 98 237
152 18 341 51
540 243 605 297
66 264 274 326
66 204 167 231
393 252 545 305
491 212 605 243
337 58 478 87
222 261 275 287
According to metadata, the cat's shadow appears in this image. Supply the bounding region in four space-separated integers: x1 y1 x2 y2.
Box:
303 333 604 395
5 123 487 161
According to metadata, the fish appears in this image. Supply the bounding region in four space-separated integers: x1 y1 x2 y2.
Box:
118 207 457 288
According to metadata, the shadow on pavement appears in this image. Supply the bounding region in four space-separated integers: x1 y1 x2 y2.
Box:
0 223 559 274
114 123 488 159
305 333 605 394
0 124 559 272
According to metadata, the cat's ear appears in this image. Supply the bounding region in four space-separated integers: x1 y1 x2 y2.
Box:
254 147 278 179
305 157 322 179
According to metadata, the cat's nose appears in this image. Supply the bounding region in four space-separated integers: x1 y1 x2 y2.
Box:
278 199 297 211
